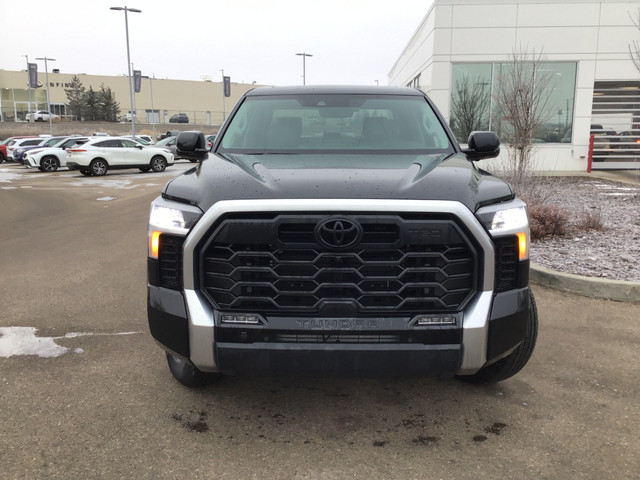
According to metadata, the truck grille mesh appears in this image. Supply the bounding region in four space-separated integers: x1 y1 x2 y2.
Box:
493 236 519 292
158 234 184 290
198 214 479 315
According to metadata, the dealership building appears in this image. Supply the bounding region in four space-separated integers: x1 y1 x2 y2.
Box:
389 0 640 171
0 69 258 127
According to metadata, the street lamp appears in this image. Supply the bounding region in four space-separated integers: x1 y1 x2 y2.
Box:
110 5 141 137
35 56 55 136
295 52 312 85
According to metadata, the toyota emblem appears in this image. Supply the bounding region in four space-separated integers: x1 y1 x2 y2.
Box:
315 217 362 249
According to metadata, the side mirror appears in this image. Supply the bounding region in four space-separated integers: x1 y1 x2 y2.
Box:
462 131 500 161
176 131 209 161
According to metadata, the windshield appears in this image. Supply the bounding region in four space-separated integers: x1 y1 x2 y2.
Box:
156 137 175 147
44 137 66 147
219 94 454 154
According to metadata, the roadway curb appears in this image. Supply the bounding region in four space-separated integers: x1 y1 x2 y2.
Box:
530 263 640 303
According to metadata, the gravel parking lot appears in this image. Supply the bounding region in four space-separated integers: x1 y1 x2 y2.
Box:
1 162 639 479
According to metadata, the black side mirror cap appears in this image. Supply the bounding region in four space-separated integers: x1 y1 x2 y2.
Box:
176 131 209 161
462 131 500 161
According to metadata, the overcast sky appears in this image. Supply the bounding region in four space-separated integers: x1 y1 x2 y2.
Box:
1 0 433 86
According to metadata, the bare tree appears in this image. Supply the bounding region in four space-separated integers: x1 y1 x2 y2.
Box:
493 47 558 185
629 10 640 73
450 75 491 142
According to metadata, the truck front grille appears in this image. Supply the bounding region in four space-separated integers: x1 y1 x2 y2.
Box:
198 213 480 315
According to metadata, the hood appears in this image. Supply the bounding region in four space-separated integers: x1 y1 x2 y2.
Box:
163 152 514 213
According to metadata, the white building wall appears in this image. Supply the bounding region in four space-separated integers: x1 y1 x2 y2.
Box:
389 0 640 171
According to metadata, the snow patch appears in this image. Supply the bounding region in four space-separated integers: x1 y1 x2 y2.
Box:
0 170 23 183
96 196 116 201
0 327 142 358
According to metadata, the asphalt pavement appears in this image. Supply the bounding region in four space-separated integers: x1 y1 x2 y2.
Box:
1 162 639 479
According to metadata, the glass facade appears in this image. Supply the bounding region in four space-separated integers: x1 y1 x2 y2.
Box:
0 88 49 122
450 62 577 144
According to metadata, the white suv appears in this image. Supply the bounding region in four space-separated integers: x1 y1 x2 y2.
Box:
23 136 90 171
66 137 174 176
26 111 60 122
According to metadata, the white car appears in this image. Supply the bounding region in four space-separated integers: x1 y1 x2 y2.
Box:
23 137 90 172
6 137 48 161
26 110 60 122
66 136 174 176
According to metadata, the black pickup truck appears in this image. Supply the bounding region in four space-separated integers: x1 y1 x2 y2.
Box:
147 86 536 387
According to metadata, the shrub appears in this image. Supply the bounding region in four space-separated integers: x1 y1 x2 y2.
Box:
528 203 570 241
574 209 604 232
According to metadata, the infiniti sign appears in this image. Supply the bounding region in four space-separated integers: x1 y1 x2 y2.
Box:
315 217 363 249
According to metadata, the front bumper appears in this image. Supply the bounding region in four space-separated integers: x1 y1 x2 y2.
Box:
148 283 530 376
147 199 530 376
23 156 37 168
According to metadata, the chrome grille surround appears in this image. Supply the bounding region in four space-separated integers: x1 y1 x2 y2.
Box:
181 199 496 373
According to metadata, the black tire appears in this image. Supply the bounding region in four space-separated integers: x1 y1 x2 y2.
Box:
457 291 538 384
150 155 167 172
41 156 60 172
166 352 208 388
139 166 151 172
189 159 198 163
36 117 43 122
80 169 91 176
0 153 4 164
89 158 108 176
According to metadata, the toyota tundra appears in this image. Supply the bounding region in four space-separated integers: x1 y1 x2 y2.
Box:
147 86 537 387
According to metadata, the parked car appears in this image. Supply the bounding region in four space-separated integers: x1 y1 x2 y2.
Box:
206 134 217 149
13 136 68 164
169 113 189 123
26 111 60 122
590 124 617 161
66 136 174 176
0 137 32 163
23 136 90 172
6 137 50 161
121 112 136 122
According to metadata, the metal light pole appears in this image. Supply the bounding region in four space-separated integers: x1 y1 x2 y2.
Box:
110 6 141 137
35 56 55 136
22 55 32 114
220 69 225 122
296 52 312 85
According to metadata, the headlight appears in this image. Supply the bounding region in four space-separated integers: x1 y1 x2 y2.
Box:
476 199 530 260
487 206 528 233
148 197 203 258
